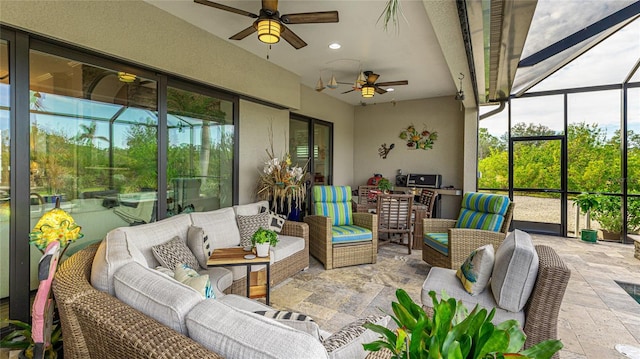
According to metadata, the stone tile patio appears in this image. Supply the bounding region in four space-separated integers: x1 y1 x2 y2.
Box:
271 234 640 359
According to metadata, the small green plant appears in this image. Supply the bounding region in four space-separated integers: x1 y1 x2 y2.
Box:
0 319 62 358
251 228 279 247
573 193 599 230
363 289 562 359
377 178 393 193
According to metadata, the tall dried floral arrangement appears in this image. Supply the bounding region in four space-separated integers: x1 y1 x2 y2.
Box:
256 127 308 214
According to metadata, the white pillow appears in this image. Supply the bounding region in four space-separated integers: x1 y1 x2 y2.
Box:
174 263 214 299
491 229 539 312
187 225 213 269
456 244 495 296
114 262 203 335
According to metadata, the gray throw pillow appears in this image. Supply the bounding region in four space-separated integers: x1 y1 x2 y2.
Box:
236 212 271 247
152 236 200 271
491 229 539 312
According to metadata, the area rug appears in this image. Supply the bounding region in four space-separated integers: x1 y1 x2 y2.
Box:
270 244 431 332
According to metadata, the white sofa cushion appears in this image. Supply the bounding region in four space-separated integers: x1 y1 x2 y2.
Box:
491 229 539 312
233 200 270 216
191 208 241 249
114 214 193 267
91 214 192 294
270 235 305 262
113 262 203 335
422 266 525 326
186 299 329 359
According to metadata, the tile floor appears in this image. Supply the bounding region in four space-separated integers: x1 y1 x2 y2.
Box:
270 235 640 359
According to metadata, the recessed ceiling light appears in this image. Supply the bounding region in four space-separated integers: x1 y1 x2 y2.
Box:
328 42 341 50
386 88 395 92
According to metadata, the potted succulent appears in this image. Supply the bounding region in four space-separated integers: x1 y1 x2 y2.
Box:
251 228 278 257
363 289 562 359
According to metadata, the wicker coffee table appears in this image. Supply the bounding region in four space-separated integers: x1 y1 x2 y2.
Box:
207 247 271 304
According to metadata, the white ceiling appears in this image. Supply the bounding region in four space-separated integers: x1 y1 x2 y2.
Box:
144 0 457 106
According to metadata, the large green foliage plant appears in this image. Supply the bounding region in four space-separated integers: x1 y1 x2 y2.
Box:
363 289 562 359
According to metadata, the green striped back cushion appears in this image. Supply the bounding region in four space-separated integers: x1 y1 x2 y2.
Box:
461 192 510 215
312 186 353 226
455 208 504 232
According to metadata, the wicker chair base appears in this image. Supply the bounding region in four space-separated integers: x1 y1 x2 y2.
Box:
332 242 377 268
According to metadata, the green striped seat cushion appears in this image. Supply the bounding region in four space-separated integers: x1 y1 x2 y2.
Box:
455 193 510 231
460 192 510 215
332 225 372 244
455 209 505 232
312 186 353 226
423 233 448 255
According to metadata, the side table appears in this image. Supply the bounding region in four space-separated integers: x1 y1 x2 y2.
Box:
207 247 271 304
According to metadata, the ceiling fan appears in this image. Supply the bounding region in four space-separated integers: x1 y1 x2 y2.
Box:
342 71 408 98
194 0 339 49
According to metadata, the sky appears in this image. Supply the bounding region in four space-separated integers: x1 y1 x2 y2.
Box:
481 1 640 139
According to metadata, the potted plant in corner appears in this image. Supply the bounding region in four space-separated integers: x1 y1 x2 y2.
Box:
251 228 278 257
363 289 562 359
573 193 599 242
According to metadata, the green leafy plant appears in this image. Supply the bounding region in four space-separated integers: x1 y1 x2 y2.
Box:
363 289 563 359
572 193 599 230
377 178 393 193
251 227 279 247
0 319 62 358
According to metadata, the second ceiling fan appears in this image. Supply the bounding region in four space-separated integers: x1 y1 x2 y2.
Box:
194 0 339 49
342 71 409 98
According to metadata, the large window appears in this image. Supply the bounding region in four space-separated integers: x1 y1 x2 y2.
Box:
28 50 159 288
167 85 234 214
0 30 238 322
0 39 9 320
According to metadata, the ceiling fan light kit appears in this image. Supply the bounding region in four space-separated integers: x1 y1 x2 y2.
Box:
257 19 281 44
361 85 375 98
327 75 338 89
194 0 338 49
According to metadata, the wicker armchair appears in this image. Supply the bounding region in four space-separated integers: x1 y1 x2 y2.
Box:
422 193 514 269
365 245 570 359
305 186 378 270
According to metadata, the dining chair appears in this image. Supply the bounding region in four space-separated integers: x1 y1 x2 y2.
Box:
376 193 414 254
